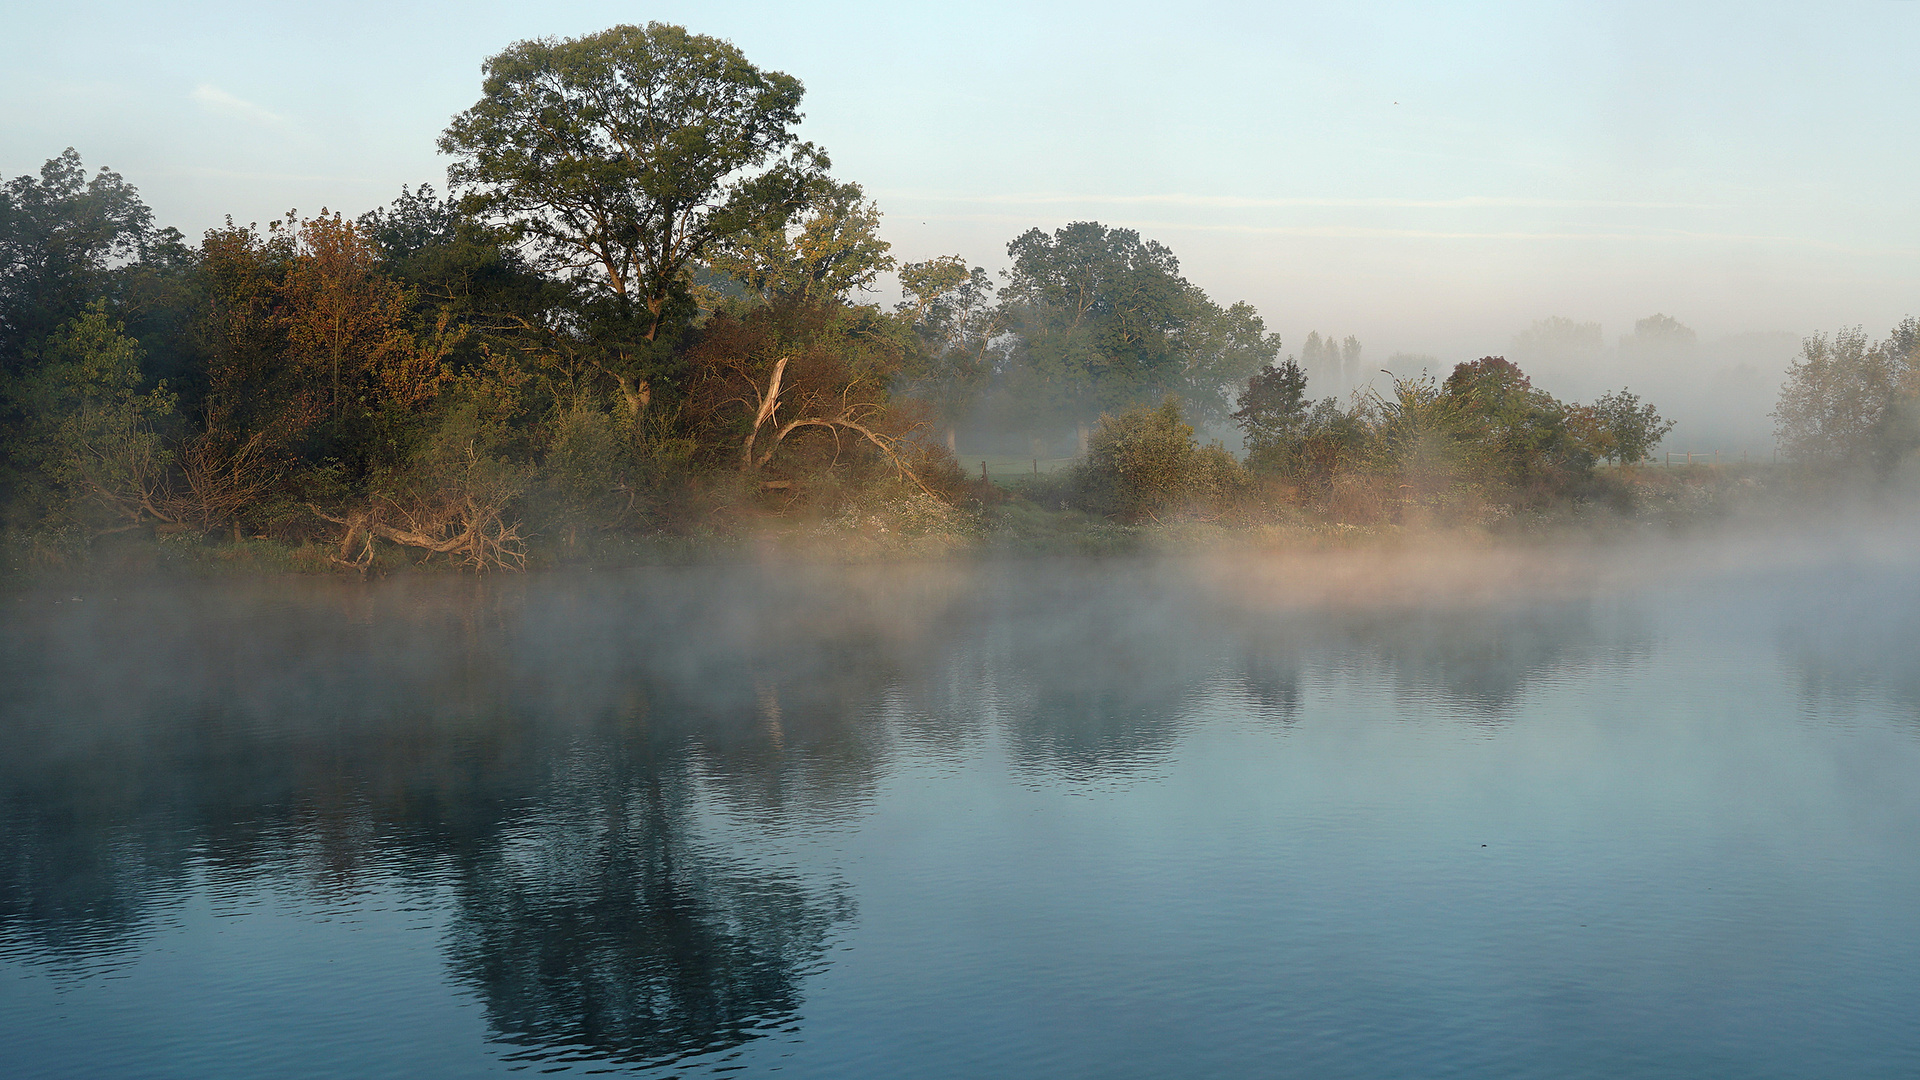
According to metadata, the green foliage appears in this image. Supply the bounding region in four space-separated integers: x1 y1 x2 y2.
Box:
1074 397 1246 520
1773 323 1920 475
6 303 175 525
357 185 559 376
440 22 820 350
1588 388 1675 464
1189 442 1254 507
0 149 155 367
414 398 530 510
996 222 1278 426
1245 396 1365 486
540 401 630 529
1358 370 1476 492
1232 359 1310 452
535 400 697 537
1437 357 1594 496
895 255 999 434
0 40 1724 565
709 178 895 305
1178 297 1286 423
1233 355 1617 514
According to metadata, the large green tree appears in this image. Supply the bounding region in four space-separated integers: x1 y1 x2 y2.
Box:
996 221 1277 427
439 23 824 414
998 222 1187 419
896 255 1000 446
0 150 162 371
707 178 894 305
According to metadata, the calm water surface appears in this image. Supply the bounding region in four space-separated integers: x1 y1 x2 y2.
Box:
4 545 1919 1078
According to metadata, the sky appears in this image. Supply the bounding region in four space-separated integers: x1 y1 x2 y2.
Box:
4 1 1917 445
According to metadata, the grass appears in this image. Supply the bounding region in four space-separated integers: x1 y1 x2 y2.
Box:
961 455 1077 482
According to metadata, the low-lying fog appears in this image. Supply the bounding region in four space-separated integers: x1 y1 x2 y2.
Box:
1280 317 1796 460
5 524 1920 1078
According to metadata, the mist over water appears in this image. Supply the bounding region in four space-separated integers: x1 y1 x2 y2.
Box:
5 534 1920 1078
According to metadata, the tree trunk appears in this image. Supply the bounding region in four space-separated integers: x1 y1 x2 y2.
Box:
741 356 789 472
613 373 651 421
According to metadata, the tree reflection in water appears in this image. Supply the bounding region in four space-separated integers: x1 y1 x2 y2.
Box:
0 559 1659 1070
445 760 846 1067
0 572 889 1069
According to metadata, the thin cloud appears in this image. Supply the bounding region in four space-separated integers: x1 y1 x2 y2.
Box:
884 191 1719 211
166 165 381 185
190 84 289 128
900 213 1915 256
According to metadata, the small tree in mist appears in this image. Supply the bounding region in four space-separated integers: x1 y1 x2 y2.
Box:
1773 322 1920 474
993 221 1279 429
1075 397 1246 521
1588 388 1674 464
1232 359 1308 445
894 255 1001 448
1440 357 1597 496
1299 332 1361 392
7 302 176 525
1510 316 1603 363
1619 313 1697 354
1232 359 1362 489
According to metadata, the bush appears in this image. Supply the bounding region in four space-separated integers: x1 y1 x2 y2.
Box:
1773 321 1919 475
1073 397 1248 521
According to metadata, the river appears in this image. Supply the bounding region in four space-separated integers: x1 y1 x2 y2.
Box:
4 538 1919 1078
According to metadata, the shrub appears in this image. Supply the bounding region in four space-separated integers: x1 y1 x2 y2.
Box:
1073 397 1248 521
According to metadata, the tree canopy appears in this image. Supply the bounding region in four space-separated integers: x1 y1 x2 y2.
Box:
995 221 1278 426
440 22 825 407
0 149 158 369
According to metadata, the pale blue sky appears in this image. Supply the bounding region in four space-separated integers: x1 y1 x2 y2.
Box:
4 1 1916 402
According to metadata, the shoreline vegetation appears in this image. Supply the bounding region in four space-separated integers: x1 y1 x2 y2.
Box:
4 23 1916 584
0 460 1828 583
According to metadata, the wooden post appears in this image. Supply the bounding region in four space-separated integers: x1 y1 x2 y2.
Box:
981 460 988 482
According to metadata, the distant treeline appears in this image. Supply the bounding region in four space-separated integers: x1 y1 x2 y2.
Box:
4 22 1897 571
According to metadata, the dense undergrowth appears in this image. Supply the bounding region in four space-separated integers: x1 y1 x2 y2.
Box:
0 458 1805 584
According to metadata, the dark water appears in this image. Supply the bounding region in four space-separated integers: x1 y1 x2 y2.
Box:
4 546 1920 1078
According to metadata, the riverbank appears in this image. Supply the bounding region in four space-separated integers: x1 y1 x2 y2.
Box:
0 461 1841 584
